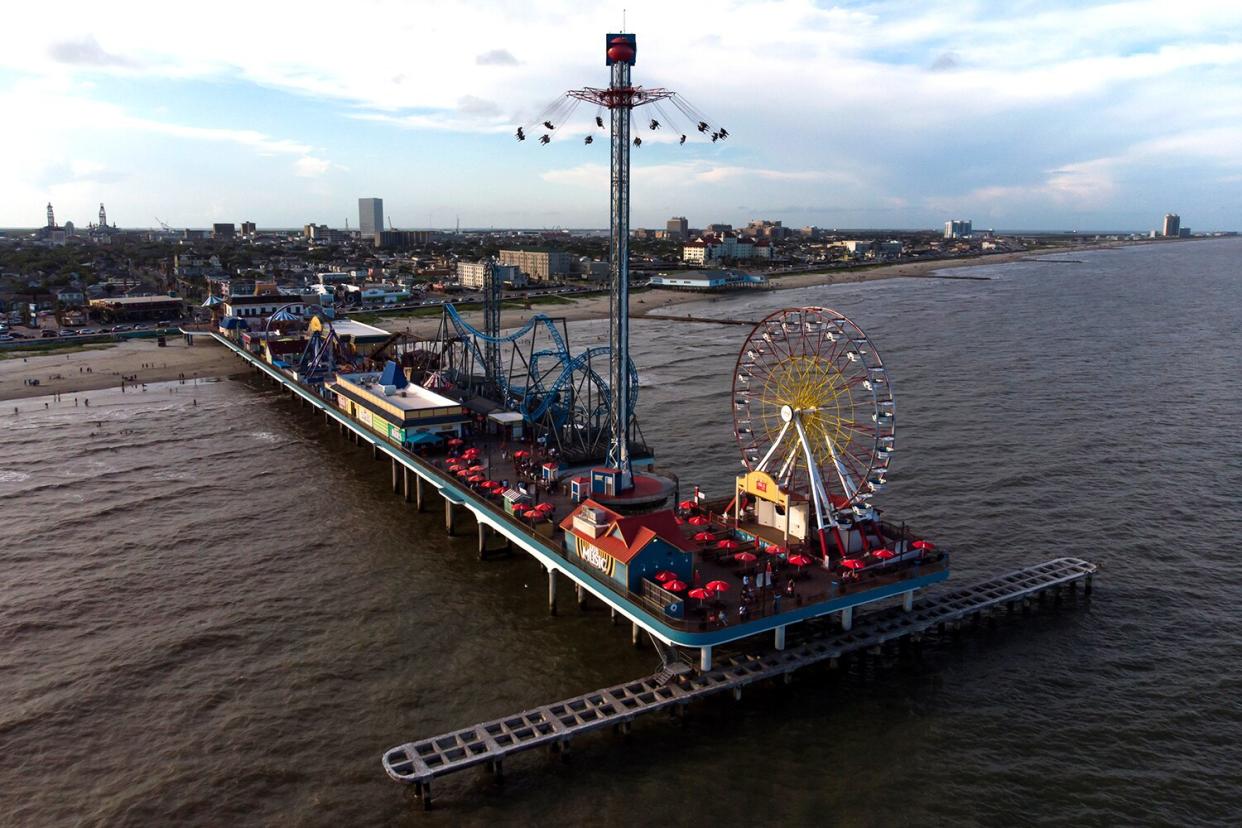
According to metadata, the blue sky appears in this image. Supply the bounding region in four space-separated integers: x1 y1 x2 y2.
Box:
2 0 1240 231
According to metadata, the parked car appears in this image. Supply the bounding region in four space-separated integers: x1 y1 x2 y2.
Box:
41 329 57 338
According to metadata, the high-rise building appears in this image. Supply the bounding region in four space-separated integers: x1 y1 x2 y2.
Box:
666 216 688 239
498 248 573 282
46 202 55 228
944 219 972 239
213 223 236 239
359 198 384 237
241 221 257 237
1162 213 1181 237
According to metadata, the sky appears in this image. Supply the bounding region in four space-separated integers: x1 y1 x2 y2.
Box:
1 0 1240 232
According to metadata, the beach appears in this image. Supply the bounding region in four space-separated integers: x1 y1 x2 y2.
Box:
0 336 240 402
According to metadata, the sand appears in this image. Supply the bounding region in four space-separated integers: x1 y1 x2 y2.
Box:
0 336 240 402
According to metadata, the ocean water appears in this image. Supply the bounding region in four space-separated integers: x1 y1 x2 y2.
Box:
1 238 1239 825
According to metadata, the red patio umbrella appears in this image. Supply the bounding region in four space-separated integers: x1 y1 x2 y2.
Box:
787 554 813 568
688 515 709 527
873 548 896 560
688 587 710 601
468 465 486 473
674 516 686 525
468 474 485 483
447 438 463 447
653 570 676 583
765 545 788 556
664 579 688 592
535 502 554 513
693 531 714 543
734 551 757 564
912 540 935 551
841 558 866 570
678 499 697 511
523 509 542 520
513 449 529 458
716 539 739 551
705 580 730 594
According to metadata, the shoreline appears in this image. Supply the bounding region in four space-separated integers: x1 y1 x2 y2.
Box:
0 337 240 402
0 238 1185 403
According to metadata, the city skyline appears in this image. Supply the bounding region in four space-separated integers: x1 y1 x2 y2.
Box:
2 1 1241 231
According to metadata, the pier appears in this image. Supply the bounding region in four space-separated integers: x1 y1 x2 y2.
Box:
200 328 1099 807
636 313 758 326
382 556 1096 804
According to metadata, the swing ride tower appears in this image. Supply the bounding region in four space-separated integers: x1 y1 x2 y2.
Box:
565 34 674 491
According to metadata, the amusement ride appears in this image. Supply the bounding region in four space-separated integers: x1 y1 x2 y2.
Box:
732 308 895 559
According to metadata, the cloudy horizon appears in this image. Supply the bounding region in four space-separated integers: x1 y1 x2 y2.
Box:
2 0 1240 232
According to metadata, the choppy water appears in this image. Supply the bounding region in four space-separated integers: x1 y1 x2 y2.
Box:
2 239 1240 825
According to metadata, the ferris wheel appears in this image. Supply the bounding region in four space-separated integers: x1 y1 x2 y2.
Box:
732 307 895 536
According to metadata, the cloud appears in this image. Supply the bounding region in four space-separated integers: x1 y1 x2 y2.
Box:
929 51 960 71
476 49 519 66
457 94 501 118
47 35 138 68
294 156 332 177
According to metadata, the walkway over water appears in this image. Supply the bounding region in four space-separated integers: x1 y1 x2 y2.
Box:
382 556 1097 803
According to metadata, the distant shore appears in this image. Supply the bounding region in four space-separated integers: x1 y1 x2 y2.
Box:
384 239 1143 337
0 238 1170 403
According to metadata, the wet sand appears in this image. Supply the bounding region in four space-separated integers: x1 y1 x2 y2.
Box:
0 337 239 402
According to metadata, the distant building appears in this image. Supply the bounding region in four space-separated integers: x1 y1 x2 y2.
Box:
649 269 767 291
359 198 384 237
681 234 770 265
944 219 972 239
89 295 184 321
498 248 573 282
374 229 433 248
221 293 308 320
1163 213 1181 237
56 287 86 307
666 216 688 239
705 223 733 234
1178 227 1191 238
240 221 257 237
213 223 235 239
457 261 524 290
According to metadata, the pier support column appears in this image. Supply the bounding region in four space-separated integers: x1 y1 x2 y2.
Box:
444 498 455 536
415 476 425 511
841 606 854 632
403 467 412 503
576 584 587 609
610 607 618 625
774 625 786 651
477 523 488 560
902 590 914 612
392 458 400 494
700 646 713 672
547 568 558 616
631 622 641 648
372 443 380 460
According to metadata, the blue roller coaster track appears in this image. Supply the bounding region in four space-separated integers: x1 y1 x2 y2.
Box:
442 304 639 430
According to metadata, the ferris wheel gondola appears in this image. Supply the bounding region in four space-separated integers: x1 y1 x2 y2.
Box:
732 307 896 556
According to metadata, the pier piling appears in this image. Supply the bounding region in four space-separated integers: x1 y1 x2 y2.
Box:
403 467 412 503
391 458 400 494
444 498 455 536
841 606 854 631
548 568 558 615
415 476 425 511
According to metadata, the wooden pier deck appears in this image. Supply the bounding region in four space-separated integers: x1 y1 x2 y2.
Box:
382 556 1097 803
